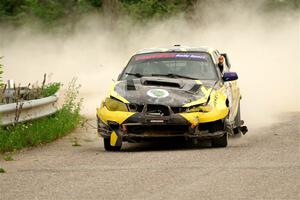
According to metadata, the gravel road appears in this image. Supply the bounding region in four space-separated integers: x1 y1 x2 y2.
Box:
0 113 299 200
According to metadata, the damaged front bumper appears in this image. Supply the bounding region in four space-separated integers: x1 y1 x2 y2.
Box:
97 111 226 143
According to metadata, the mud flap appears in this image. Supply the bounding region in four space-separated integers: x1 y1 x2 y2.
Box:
110 130 122 146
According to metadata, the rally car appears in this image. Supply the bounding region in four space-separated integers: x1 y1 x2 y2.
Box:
97 45 248 151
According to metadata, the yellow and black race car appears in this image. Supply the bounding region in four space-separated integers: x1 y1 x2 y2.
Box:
97 45 248 151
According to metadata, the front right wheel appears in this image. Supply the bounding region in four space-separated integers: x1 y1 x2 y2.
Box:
211 132 228 148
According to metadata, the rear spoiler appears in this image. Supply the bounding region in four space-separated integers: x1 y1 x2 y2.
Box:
221 53 231 69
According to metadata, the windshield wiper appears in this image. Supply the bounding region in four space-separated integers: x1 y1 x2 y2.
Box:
151 73 197 80
125 72 143 78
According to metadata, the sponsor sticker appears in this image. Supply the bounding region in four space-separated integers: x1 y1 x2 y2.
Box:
135 53 176 61
150 119 164 123
147 89 169 98
175 54 190 58
135 53 208 61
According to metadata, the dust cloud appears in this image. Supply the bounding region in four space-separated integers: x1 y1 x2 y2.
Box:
0 1 299 127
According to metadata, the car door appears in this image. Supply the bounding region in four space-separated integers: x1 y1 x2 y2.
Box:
222 56 240 124
215 51 240 124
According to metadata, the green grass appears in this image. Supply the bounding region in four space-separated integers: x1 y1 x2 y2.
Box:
72 137 81 147
42 82 61 97
0 167 5 173
0 107 81 153
0 79 82 153
3 154 13 161
0 56 3 87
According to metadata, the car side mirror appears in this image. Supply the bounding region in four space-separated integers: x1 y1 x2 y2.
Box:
223 72 238 82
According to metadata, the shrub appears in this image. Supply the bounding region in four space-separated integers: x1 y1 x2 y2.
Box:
0 57 3 87
0 167 5 173
0 79 82 153
42 82 61 97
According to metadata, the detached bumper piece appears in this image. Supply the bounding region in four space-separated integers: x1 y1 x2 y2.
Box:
232 120 248 135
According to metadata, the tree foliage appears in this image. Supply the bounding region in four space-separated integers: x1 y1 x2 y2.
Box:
0 57 3 87
0 0 298 25
120 0 196 22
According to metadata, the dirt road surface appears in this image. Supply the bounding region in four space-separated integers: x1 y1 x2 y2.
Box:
0 113 299 200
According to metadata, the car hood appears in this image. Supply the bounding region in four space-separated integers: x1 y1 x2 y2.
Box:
112 77 217 107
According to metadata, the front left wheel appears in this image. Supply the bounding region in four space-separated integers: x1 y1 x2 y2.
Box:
103 138 122 151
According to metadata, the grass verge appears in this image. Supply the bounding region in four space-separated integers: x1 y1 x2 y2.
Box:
0 79 82 153
3 155 14 161
0 167 5 173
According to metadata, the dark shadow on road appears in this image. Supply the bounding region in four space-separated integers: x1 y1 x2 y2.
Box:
120 139 213 152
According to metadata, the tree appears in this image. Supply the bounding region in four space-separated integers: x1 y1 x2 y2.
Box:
0 57 3 87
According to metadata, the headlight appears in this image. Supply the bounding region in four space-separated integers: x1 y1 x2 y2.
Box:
105 97 128 112
186 104 212 113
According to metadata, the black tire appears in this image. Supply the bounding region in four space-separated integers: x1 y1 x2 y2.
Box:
103 138 122 151
211 132 228 148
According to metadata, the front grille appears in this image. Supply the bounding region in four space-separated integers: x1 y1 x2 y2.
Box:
129 104 187 114
171 107 188 113
127 125 189 135
128 104 144 112
146 104 170 116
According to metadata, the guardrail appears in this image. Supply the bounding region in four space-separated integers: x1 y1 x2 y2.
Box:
0 93 59 126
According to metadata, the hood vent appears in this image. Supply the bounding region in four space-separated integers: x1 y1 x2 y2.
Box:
126 79 136 91
189 84 201 93
143 80 181 88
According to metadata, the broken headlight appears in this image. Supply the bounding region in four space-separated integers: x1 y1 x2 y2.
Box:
186 103 212 113
104 97 128 112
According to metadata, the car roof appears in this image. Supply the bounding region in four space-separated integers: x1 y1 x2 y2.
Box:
136 45 215 55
